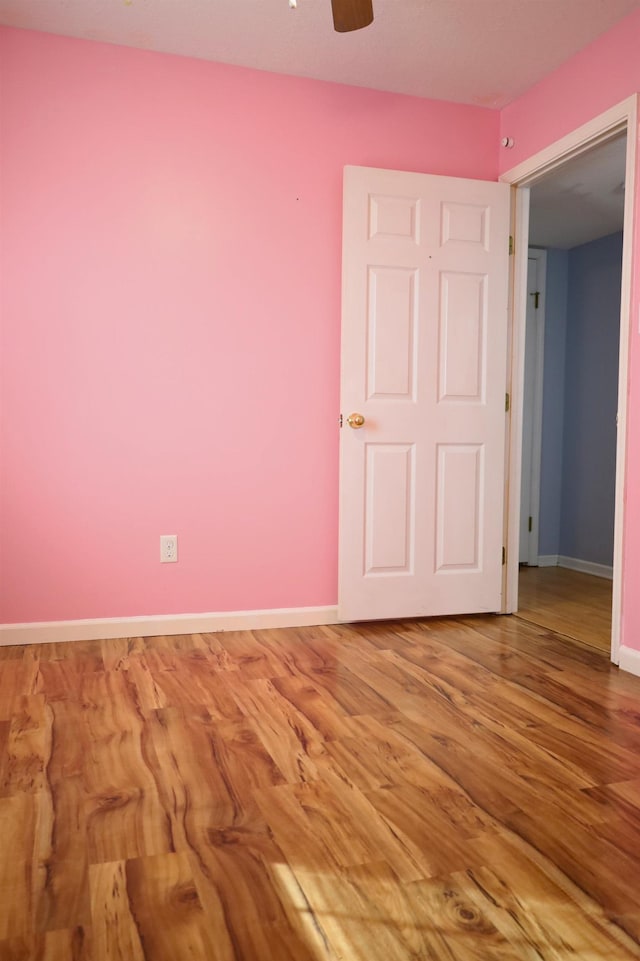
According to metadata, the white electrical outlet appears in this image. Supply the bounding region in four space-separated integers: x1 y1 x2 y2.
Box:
160 534 178 563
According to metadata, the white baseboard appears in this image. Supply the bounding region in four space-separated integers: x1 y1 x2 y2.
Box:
537 554 559 567
532 555 613 579
0 605 340 647
618 646 640 678
557 555 613 580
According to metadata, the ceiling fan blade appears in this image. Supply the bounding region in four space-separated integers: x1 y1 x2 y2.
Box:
331 0 374 32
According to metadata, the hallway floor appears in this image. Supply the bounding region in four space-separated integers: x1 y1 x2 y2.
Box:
517 565 612 653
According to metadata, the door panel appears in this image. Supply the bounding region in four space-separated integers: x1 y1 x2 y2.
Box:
367 267 418 400
339 165 510 622
438 272 486 401
365 443 415 574
435 443 483 571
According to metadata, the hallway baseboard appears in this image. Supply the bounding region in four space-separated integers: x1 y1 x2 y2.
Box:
536 555 613 580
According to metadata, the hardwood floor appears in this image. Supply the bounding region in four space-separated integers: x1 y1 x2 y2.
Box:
518 565 613 652
1 613 640 959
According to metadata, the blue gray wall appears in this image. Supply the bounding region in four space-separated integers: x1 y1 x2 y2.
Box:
537 232 622 566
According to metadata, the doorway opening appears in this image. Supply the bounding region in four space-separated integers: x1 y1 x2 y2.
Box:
517 135 626 654
501 95 638 664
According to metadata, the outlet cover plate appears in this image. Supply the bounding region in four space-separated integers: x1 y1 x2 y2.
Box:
160 534 178 563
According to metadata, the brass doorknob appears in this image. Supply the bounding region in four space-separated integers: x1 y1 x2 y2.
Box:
347 412 365 429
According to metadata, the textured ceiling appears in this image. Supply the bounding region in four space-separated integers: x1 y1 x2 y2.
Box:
529 136 627 249
0 0 638 107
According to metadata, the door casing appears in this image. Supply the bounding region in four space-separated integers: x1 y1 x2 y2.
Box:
519 249 547 567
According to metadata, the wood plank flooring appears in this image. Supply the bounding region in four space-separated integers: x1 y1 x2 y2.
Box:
1 613 640 959
518 565 612 652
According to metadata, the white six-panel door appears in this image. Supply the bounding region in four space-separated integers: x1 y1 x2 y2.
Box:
339 165 511 622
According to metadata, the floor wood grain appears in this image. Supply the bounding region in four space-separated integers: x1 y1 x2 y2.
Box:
518 565 612 652
1 611 640 959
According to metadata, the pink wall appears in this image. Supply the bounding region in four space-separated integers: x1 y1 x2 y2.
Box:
5 13 639 642
0 27 498 623
499 7 640 170
500 6 640 652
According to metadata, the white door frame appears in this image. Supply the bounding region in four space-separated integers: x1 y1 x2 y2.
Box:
500 94 639 665
520 249 547 567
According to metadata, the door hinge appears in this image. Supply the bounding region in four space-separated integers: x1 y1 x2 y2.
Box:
528 516 533 532
502 546 506 566
339 413 343 428
505 393 510 413
533 291 540 309
509 235 514 256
